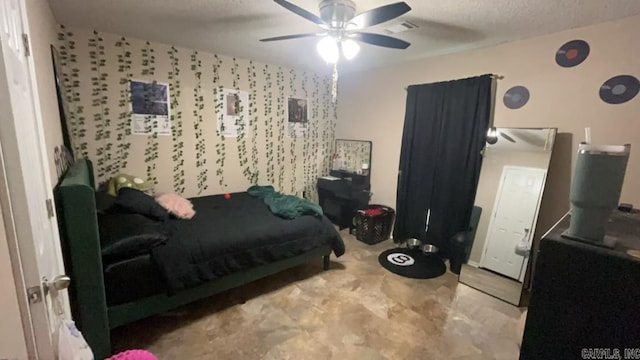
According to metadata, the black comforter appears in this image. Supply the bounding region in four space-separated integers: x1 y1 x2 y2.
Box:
152 192 345 292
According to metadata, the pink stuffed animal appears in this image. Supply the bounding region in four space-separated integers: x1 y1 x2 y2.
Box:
155 192 196 219
106 349 157 360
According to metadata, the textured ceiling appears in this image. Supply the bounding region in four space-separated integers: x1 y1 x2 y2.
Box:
50 0 640 74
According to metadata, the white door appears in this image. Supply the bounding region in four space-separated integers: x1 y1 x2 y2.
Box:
481 166 546 280
0 0 71 358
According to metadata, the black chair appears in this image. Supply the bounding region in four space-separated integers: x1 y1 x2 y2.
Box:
449 206 482 274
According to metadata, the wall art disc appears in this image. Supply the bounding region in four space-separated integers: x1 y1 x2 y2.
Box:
556 40 590 67
599 75 640 104
503 86 530 109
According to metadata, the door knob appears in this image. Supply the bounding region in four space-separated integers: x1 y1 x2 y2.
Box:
51 275 71 290
45 275 71 294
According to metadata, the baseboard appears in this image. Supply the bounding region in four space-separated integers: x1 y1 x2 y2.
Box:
467 260 481 268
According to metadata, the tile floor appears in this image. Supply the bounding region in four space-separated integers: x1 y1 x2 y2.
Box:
112 230 524 359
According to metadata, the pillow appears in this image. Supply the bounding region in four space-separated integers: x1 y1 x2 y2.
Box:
113 188 169 221
94 191 116 214
98 213 168 263
155 193 196 219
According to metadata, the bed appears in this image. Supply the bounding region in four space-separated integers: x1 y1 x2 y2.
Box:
55 159 344 359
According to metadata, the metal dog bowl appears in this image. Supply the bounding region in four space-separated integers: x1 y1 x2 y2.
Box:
421 244 439 254
404 238 422 249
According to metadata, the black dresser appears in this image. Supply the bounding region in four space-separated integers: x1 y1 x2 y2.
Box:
317 170 370 230
520 210 640 360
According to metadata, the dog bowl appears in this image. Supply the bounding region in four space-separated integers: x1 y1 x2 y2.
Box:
421 244 439 254
405 238 422 250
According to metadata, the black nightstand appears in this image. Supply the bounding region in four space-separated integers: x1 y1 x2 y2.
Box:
520 210 640 359
317 170 370 231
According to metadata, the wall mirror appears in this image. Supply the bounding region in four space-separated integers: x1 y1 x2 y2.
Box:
459 127 557 305
333 139 372 176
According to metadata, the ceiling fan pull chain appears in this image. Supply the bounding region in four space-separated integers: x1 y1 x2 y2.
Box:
332 62 338 103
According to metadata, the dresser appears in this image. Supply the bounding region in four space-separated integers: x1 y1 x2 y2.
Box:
520 210 640 360
317 170 370 231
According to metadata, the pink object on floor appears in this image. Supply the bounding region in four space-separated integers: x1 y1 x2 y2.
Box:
155 192 196 219
106 349 157 360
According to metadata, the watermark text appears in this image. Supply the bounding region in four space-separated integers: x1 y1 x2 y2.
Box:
582 348 640 359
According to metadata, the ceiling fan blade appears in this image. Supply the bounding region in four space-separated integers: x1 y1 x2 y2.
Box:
500 132 517 143
273 0 325 25
351 2 411 28
352 32 410 49
260 33 323 42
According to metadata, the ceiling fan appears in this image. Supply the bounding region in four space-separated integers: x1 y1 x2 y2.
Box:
487 128 517 145
500 131 517 143
260 0 412 63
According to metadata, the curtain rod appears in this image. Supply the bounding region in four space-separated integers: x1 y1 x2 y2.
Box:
404 74 503 90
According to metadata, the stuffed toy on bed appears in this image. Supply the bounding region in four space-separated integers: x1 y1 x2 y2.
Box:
106 174 153 196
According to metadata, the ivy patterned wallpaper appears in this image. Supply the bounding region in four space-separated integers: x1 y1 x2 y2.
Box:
57 26 337 199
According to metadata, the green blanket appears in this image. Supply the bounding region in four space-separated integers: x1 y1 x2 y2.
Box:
247 185 323 219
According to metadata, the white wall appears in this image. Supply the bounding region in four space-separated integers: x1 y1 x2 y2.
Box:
337 14 640 215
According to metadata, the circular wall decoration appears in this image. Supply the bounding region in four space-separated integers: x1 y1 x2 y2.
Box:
599 75 639 104
556 39 590 67
503 86 530 109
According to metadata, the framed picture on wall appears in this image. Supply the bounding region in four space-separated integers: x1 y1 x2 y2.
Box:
287 97 307 137
130 80 171 135
217 88 249 137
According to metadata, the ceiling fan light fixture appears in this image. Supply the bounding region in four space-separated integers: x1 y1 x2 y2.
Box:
341 38 360 60
266 0 413 65
487 127 499 145
317 36 339 63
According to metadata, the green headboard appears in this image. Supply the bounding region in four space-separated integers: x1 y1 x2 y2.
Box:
56 159 111 357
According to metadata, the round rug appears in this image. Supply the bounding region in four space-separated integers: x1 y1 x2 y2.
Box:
378 248 446 279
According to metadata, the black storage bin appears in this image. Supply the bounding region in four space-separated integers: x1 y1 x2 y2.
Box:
354 205 395 244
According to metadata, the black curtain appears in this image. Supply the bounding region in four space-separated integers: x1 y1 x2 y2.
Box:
393 75 492 258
